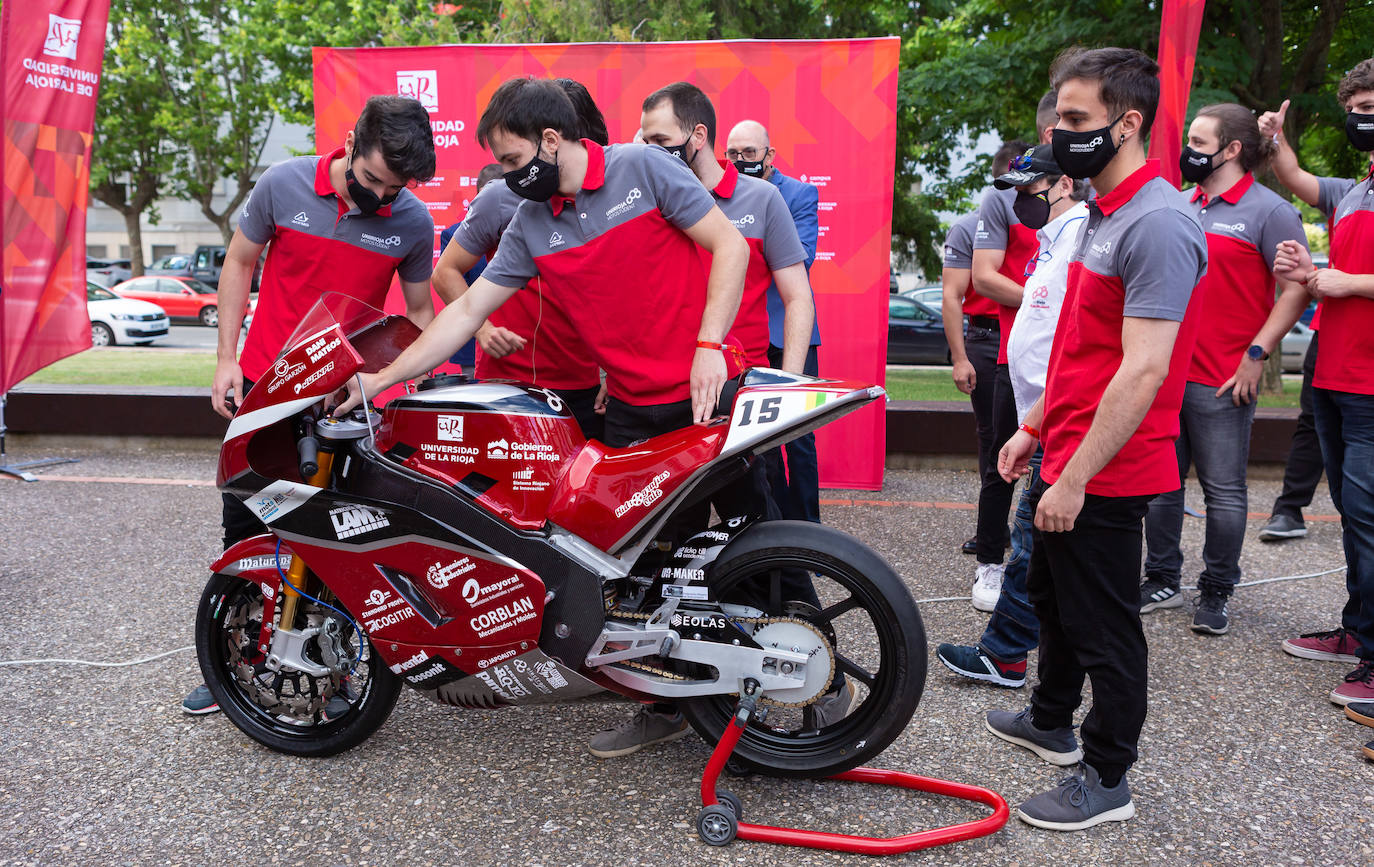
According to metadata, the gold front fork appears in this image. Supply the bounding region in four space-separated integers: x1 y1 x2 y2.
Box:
275 450 336 630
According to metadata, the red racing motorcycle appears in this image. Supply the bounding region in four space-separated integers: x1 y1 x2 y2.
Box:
196 293 926 779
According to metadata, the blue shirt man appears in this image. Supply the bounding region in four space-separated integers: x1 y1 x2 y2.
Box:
726 119 823 523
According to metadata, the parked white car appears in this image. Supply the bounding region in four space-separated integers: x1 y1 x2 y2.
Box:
86 282 170 346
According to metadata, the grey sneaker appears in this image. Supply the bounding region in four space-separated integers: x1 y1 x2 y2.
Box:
1258 514 1307 542
181 684 220 716
1016 764 1135 831
812 680 856 728
985 707 1083 766
1139 577 1183 613
1191 592 1230 635
588 706 690 758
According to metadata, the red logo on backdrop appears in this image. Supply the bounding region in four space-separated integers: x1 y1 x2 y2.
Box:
42 14 81 60
396 70 439 112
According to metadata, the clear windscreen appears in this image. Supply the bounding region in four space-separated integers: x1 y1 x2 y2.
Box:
277 292 422 374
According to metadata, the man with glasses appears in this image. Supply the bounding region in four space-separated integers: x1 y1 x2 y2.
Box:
724 119 822 524
183 95 438 715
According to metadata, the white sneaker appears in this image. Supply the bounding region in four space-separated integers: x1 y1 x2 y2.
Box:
972 563 1005 612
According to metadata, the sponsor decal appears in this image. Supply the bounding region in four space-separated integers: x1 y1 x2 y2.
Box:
461 574 523 607
512 467 534 481
261 583 275 600
477 648 518 669
475 668 524 701
534 660 569 689
292 211 310 227
490 663 532 697
330 504 390 540
408 663 445 682
437 415 464 442
548 231 565 248
396 70 439 112
511 467 550 492
699 530 732 542
426 557 476 590
266 358 307 394
419 443 478 464
670 612 728 630
306 335 342 363
660 567 706 582
237 554 291 572
43 14 81 60
662 584 711 600
253 491 289 520
730 214 756 228
360 232 404 249
293 361 334 394
605 187 643 219
389 650 430 674
614 470 670 518
487 439 558 462
487 439 509 460
364 606 416 632
674 546 705 559
366 589 389 608
469 595 536 639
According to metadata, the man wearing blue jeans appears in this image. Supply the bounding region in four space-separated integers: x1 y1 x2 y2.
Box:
937 145 1089 687
1140 103 1309 635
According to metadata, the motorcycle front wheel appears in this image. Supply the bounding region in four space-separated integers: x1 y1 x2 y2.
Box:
678 521 926 778
196 572 401 757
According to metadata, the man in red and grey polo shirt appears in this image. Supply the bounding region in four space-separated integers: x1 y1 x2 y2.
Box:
184 95 438 716
991 48 1207 830
431 78 607 439
1268 59 1374 724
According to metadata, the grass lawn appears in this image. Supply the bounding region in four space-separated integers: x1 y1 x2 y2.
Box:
882 367 1303 409
20 349 1305 409
20 348 218 387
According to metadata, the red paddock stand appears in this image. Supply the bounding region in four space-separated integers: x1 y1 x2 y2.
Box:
695 689 1010 854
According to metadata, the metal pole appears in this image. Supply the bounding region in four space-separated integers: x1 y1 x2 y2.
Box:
0 391 80 482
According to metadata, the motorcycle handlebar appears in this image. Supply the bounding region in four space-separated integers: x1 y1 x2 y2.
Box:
298 434 320 479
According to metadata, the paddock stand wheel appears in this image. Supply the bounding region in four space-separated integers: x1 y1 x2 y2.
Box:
694 681 1011 854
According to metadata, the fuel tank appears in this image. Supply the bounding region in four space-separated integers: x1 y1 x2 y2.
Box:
374 378 586 530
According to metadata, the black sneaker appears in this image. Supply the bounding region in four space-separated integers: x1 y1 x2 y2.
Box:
1346 701 1374 728
1258 514 1307 542
1191 592 1230 635
936 643 1027 688
1016 764 1135 831
1139 577 1183 614
985 707 1083 766
1364 741 1374 762
961 536 978 555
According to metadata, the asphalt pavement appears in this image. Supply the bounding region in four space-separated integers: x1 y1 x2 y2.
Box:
0 435 1368 866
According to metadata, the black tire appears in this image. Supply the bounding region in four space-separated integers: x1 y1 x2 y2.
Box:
678 521 926 778
199 305 218 327
195 572 401 757
696 805 737 846
715 789 743 820
91 322 115 347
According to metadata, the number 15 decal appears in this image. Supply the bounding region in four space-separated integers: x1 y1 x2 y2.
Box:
737 396 781 426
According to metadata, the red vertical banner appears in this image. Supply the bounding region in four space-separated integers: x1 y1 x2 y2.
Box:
0 0 111 393
313 39 899 490
1149 0 1207 189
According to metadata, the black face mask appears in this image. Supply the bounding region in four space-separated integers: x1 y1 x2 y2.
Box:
345 162 400 216
504 147 560 203
1051 113 1126 180
734 159 767 178
1179 145 1227 184
1013 188 1063 231
1346 111 1374 152
662 140 697 167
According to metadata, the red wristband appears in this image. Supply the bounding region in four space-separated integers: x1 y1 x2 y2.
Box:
696 340 724 350
1019 422 1040 440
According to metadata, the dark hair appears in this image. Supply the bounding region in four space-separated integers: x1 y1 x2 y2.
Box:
554 78 609 146
476 163 503 189
1338 58 1374 107
476 78 580 150
993 139 1032 178
1196 103 1277 173
352 95 436 183
642 81 717 147
1051 47 1160 138
1036 90 1059 136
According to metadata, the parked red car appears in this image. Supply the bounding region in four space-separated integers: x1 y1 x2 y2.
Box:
111 275 253 327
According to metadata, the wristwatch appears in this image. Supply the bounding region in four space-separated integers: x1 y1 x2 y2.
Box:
1247 344 1270 361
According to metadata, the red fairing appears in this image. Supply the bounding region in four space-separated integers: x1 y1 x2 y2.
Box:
547 423 728 552
375 395 586 529
282 538 545 653
212 535 294 656
217 323 363 485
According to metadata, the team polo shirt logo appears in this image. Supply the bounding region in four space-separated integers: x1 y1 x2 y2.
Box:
730 214 756 228
1090 239 1112 257
360 232 403 249
1209 220 1245 234
292 211 310 227
605 187 643 219
548 231 564 248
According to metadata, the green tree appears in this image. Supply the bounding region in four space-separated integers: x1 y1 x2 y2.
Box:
89 0 179 276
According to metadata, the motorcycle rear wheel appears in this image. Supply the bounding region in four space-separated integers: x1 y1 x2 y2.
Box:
196 572 401 757
678 521 926 778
